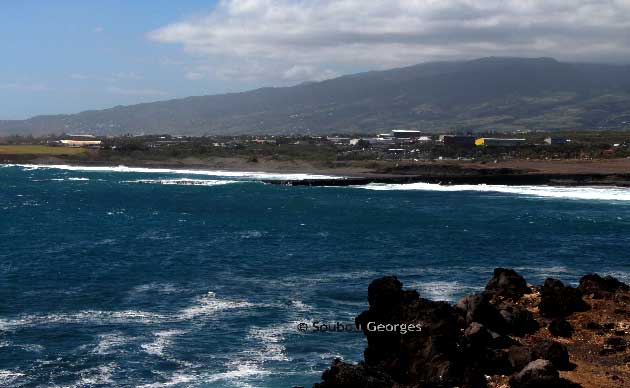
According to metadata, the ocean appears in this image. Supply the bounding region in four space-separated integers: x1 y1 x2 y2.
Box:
1 164 629 387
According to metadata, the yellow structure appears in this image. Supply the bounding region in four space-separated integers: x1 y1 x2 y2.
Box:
475 138 526 146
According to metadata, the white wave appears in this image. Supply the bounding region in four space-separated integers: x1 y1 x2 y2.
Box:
247 324 292 362
0 293 257 332
289 269 380 284
9 163 343 180
0 310 166 331
179 292 254 319
70 363 117 387
131 282 181 294
605 270 630 284
137 372 197 388
137 362 269 388
408 280 482 302
238 230 264 239
124 178 238 186
93 332 133 355
358 182 630 201
206 362 270 384
290 299 313 312
51 178 89 181
0 370 26 386
512 265 574 279
141 330 186 357
17 344 44 353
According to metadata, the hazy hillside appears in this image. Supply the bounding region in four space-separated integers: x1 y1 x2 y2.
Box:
2 57 630 136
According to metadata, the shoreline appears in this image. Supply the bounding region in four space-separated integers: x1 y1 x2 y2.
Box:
6 157 630 188
263 172 630 187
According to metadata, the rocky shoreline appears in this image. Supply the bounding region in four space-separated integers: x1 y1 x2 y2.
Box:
308 269 630 388
7 156 630 188
264 173 630 187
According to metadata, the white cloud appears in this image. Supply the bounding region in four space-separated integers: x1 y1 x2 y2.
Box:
113 72 143 80
0 82 48 92
148 0 630 82
185 71 206 80
70 73 90 80
282 65 337 81
70 72 144 82
107 86 168 97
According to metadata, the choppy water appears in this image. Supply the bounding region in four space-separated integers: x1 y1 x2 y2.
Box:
1 164 629 387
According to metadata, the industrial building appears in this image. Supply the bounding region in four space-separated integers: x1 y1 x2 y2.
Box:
392 130 422 139
59 139 102 148
544 137 570 145
439 135 476 146
475 138 527 146
326 136 351 145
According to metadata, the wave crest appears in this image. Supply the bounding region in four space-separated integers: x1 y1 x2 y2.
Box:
358 182 630 201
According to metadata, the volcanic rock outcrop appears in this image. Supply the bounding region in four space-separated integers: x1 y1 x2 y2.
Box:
314 269 630 388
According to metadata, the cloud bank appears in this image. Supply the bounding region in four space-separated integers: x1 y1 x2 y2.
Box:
149 0 630 83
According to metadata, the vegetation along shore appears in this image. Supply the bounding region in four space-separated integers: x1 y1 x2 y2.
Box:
4 131 630 187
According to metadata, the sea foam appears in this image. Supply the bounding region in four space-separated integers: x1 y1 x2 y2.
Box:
8 164 343 180
179 291 254 319
124 178 239 186
358 182 630 201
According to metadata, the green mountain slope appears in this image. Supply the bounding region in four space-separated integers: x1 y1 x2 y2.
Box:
2 57 630 136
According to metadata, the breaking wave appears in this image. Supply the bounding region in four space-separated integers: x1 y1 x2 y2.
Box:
124 178 240 186
179 292 255 319
407 280 482 302
358 182 630 201
8 164 343 180
0 310 167 331
141 330 187 357
0 292 259 331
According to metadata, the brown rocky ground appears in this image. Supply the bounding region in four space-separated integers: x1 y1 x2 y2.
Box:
5 151 630 177
514 288 630 388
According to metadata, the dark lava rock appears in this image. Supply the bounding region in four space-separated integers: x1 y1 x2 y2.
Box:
462 323 514 375
497 302 539 336
600 337 628 355
463 322 493 348
584 321 602 330
509 359 558 388
314 359 394 388
456 292 508 334
578 274 629 298
462 321 517 351
509 359 582 388
354 276 485 387
508 345 533 372
485 268 532 299
531 340 572 370
549 319 574 338
538 278 589 318
314 271 587 388
606 336 627 348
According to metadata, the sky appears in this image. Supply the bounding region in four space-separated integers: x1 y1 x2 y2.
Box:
1 0 629 120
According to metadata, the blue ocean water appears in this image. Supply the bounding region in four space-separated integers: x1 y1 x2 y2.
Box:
1 164 629 387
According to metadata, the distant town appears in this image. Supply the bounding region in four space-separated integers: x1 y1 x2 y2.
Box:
2 129 630 165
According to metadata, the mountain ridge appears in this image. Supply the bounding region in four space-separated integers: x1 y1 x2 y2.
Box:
2 57 630 136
